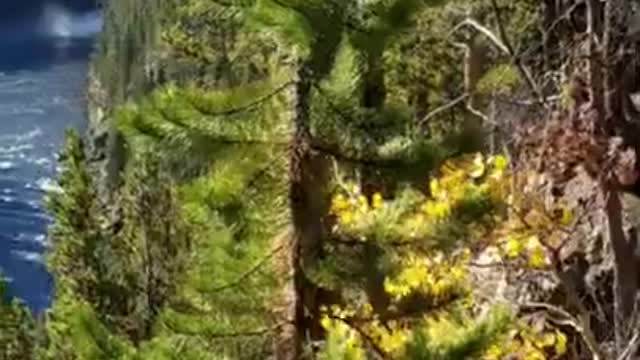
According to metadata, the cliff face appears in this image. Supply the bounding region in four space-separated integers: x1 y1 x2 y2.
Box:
84 0 170 197
85 64 125 199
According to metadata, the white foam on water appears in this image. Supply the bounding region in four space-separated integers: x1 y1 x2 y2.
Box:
34 234 47 245
30 157 52 167
0 128 43 143
35 177 62 194
40 3 103 39
0 144 33 153
13 233 48 246
11 250 42 264
20 128 43 142
0 107 46 116
0 161 15 170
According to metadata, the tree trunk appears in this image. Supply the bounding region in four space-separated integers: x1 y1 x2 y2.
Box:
274 62 328 360
603 185 639 353
587 0 640 353
464 35 488 112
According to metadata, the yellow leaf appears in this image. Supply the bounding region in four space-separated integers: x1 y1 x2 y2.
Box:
504 237 523 258
523 351 545 360
469 153 486 178
358 195 369 213
555 331 567 355
372 192 384 209
429 178 440 197
528 246 547 269
493 154 508 171
559 207 574 226
424 201 451 219
340 211 354 225
539 332 556 347
320 316 331 330
331 193 349 213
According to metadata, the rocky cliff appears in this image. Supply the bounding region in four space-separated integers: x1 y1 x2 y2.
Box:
83 0 171 198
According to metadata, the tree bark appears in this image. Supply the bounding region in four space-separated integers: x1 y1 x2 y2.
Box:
603 185 638 353
275 62 328 360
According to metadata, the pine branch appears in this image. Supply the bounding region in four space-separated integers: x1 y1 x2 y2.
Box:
313 85 440 168
163 319 273 339
328 315 391 360
207 244 285 293
188 80 294 117
311 140 415 169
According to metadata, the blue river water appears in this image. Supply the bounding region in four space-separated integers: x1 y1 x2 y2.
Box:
0 2 100 312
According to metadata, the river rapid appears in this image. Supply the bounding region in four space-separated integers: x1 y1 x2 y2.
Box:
0 1 100 312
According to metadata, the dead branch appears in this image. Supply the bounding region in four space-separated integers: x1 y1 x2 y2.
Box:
543 0 586 39
451 17 544 104
616 330 640 360
418 94 468 126
522 301 603 360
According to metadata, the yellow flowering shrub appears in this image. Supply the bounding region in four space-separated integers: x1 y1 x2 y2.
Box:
484 325 568 360
321 152 572 359
383 250 469 301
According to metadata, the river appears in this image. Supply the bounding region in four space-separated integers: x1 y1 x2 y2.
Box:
0 1 100 312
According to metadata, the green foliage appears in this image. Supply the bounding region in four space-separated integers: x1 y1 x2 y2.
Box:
45 129 101 300
319 153 570 359
43 133 192 358
0 277 37 360
403 307 512 360
476 64 521 95
40 0 565 359
162 0 278 88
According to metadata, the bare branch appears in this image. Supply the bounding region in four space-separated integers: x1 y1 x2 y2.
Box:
451 18 544 103
418 94 468 126
451 18 510 55
466 103 493 124
521 301 603 360
543 0 586 39
489 0 515 55
617 330 640 360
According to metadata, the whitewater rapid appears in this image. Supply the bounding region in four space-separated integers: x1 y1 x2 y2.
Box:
40 3 102 39
0 60 89 312
0 3 100 312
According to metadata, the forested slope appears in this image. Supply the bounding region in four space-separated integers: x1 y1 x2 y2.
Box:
5 0 640 359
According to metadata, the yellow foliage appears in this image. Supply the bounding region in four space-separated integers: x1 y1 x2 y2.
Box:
483 325 568 360
324 152 573 359
384 252 469 301
372 192 385 209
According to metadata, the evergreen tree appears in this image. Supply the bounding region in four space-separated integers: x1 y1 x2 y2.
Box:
37 0 589 359
0 277 37 360
115 1 482 358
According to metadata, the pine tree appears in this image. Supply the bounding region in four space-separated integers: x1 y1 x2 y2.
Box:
39 0 561 359
115 1 476 358
0 277 37 360
43 131 192 358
